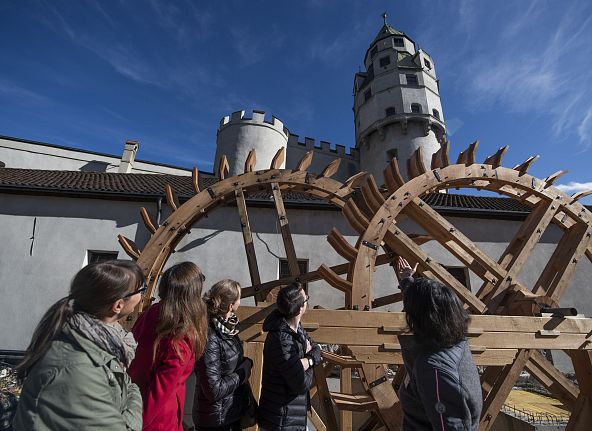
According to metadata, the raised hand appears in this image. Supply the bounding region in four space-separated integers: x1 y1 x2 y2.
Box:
396 256 418 279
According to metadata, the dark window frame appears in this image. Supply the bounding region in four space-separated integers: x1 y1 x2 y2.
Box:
406 74 418 86
394 37 404 47
385 107 397 117
443 266 471 291
424 58 431 69
279 259 309 291
432 109 440 120
379 56 391 67
411 103 422 114
88 250 119 264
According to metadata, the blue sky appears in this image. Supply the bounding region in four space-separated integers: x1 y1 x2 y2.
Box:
1 0 591 201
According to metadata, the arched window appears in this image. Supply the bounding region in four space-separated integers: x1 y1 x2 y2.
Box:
432 109 440 119
411 103 422 114
385 107 396 117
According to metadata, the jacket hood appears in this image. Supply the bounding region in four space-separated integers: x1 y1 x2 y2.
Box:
262 309 290 333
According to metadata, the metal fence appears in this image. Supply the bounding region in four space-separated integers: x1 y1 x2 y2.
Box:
501 404 570 425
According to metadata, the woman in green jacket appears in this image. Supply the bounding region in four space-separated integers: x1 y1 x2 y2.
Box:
13 260 146 431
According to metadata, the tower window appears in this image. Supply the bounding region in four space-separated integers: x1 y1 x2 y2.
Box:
432 109 440 120
364 89 372 102
385 107 396 117
411 103 422 114
88 250 118 264
424 58 432 69
370 46 378 59
379 56 390 67
394 37 404 47
406 74 418 86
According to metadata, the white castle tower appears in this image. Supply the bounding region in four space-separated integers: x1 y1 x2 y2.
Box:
354 15 446 180
214 110 289 176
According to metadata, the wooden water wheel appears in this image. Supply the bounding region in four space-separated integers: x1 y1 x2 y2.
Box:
118 142 592 431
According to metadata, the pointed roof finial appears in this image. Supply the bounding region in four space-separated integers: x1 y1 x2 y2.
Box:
382 12 388 26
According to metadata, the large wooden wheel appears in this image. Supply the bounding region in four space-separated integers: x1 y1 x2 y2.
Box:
314 141 592 430
118 147 363 324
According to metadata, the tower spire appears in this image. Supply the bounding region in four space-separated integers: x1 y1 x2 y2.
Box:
382 12 387 26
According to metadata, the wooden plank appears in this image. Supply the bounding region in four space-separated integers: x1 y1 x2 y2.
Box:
532 223 592 300
140 207 158 234
191 167 200 193
165 184 179 211
331 391 377 412
385 225 487 313
244 149 257 173
483 145 508 168
218 154 229 180
296 150 313 171
308 407 327 431
271 182 300 277
314 364 339 431
525 350 579 409
270 147 285 169
339 368 353 429
238 324 592 350
243 341 264 431
237 307 592 335
566 350 592 431
477 199 557 306
456 140 479 165
355 360 403 431
327 228 357 262
480 349 532 431
319 159 341 179
513 155 539 176
235 189 263 302
383 158 404 193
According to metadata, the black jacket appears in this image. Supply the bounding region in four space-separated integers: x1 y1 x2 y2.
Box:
193 321 247 428
258 309 314 431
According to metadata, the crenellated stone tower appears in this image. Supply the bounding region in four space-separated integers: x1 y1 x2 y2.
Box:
353 15 446 180
215 110 289 177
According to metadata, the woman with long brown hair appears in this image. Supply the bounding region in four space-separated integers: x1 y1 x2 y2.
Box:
13 260 146 430
128 261 208 431
193 279 252 431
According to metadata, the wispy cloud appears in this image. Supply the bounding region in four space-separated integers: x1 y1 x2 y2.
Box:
556 181 592 194
0 79 50 105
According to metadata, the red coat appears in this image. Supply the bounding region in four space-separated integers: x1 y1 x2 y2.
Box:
129 303 195 431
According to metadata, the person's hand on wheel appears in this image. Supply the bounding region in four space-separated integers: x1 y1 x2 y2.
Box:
396 256 418 279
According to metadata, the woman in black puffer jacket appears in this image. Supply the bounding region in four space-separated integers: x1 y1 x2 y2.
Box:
193 280 253 431
258 282 322 431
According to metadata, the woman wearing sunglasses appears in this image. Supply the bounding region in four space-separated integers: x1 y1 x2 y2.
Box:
128 261 208 431
13 260 145 431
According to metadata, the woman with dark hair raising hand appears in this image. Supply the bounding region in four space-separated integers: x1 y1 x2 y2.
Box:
396 257 482 431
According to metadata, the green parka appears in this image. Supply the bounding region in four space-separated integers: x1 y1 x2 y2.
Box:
13 324 142 431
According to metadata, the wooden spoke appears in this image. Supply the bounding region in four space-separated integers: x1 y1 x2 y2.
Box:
361 175 386 214
572 189 592 202
318 159 341 179
544 170 568 188
406 147 426 179
383 158 405 193
513 155 539 176
235 188 263 302
327 228 357 262
456 140 479 165
165 184 179 211
271 182 300 277
191 167 200 194
317 264 353 296
343 200 370 234
140 207 158 234
430 140 450 169
296 150 314 172
270 147 285 169
483 145 508 168
218 154 229 180
117 234 141 260
244 149 256 173
344 171 367 189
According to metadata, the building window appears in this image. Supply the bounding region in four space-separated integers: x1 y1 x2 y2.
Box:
406 74 418 86
411 103 422 114
279 259 309 290
379 56 390 67
385 107 397 117
394 37 404 47
424 58 431 69
88 250 118 264
364 88 372 102
370 46 378 59
432 109 440 119
443 266 471 290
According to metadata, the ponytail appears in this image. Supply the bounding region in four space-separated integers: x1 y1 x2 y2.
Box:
204 279 241 318
16 296 74 380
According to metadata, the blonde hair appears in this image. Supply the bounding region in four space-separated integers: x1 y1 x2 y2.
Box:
203 279 241 318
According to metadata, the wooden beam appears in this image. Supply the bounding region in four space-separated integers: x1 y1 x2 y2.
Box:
525 350 579 409
543 170 568 188
340 367 353 429
314 364 339 431
270 147 285 169
327 228 357 262
480 349 532 431
218 154 229 180
191 167 200 194
456 140 479 165
483 145 508 168
430 140 450 169
117 234 141 260
296 150 313 172
165 184 179 211
406 147 426 180
319 159 341 179
140 207 158 234
235 189 263 302
566 350 592 431
243 342 264 431
383 158 405 193
513 155 539 176
244 149 257 173
271 182 300 277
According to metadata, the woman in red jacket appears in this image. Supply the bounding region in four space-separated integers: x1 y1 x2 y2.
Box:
129 262 208 431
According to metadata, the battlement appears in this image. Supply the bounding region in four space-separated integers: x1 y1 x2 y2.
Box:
218 110 289 137
287 134 359 160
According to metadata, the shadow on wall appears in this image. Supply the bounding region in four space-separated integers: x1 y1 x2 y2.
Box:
176 230 224 253
80 161 112 172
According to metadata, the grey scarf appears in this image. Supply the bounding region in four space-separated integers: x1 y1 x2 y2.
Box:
68 312 137 367
213 313 240 336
